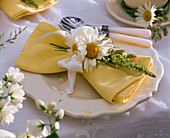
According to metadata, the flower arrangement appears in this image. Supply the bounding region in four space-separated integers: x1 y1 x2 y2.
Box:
51 26 155 77
121 0 169 42
0 67 64 137
49 26 155 98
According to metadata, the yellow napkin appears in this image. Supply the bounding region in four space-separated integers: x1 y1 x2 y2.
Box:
83 57 152 103
15 22 153 103
0 0 58 20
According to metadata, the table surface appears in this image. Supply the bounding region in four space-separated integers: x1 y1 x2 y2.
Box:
0 0 170 137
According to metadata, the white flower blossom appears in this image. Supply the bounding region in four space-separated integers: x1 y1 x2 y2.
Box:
53 122 60 130
64 27 87 55
18 133 36 138
77 26 114 72
26 120 47 137
6 67 24 83
9 83 25 109
18 133 27 138
63 26 114 72
35 99 46 110
55 108 64 120
47 101 56 111
135 2 157 28
0 96 18 125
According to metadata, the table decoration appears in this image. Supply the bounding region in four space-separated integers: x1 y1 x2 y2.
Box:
0 0 58 20
106 0 170 42
14 22 163 118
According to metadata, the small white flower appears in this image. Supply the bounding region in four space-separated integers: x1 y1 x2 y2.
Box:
6 67 24 83
9 83 26 108
0 96 18 125
47 101 56 111
35 99 46 110
64 27 87 55
53 122 60 130
55 108 64 120
18 133 27 138
135 2 157 28
26 120 46 137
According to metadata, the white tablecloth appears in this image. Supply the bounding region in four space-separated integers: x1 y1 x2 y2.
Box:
0 0 170 137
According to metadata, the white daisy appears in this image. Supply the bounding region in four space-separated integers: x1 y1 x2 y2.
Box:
60 26 114 72
64 27 85 55
77 26 114 72
135 2 157 28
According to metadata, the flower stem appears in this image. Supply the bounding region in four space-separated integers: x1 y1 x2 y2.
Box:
48 113 52 133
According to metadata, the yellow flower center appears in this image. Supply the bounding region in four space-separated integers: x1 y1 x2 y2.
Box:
144 11 152 21
86 43 99 59
72 43 77 53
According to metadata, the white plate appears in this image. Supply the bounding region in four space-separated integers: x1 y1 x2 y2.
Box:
22 40 164 118
105 0 170 27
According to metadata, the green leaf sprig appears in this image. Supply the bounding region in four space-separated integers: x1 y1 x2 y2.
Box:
50 43 69 52
151 16 169 42
98 48 156 78
21 0 47 8
0 26 27 47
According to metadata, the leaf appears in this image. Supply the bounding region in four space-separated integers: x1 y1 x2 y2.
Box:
50 43 69 49
46 132 59 138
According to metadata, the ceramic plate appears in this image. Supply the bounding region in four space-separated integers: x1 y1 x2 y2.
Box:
22 40 164 118
105 0 170 27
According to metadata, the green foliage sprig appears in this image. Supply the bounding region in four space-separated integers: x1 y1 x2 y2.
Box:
0 27 27 47
21 0 47 8
151 16 169 42
98 48 156 78
50 43 69 52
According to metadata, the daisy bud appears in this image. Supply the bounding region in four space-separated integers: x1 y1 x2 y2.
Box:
55 109 64 121
53 122 60 130
35 99 46 110
47 101 56 111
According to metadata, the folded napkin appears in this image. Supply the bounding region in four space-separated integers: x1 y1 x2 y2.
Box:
15 22 153 103
0 0 57 20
